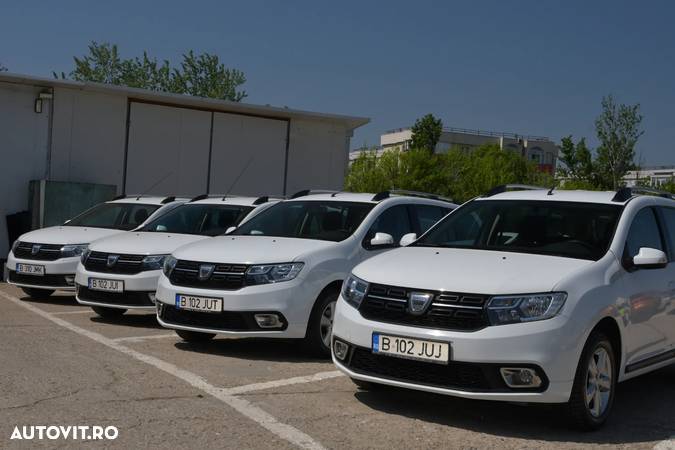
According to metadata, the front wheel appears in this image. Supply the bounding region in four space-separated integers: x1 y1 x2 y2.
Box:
21 287 55 299
566 331 616 430
175 329 216 343
91 306 127 319
305 289 338 357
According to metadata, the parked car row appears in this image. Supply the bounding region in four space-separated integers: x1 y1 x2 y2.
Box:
5 185 675 430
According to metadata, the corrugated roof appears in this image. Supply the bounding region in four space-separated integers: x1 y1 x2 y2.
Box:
0 72 369 130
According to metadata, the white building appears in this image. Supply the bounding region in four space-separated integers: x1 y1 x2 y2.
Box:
352 126 559 174
0 72 368 256
623 166 675 187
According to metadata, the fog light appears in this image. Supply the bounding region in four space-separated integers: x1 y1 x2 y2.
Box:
65 276 75 286
148 292 157 304
333 340 349 361
500 368 542 388
254 314 283 329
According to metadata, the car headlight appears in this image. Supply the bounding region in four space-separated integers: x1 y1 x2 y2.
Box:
245 263 304 285
341 274 369 309
163 255 178 277
81 248 91 263
11 240 21 253
142 254 169 270
487 292 567 325
61 244 88 258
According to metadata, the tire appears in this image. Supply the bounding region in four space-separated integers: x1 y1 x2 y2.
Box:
21 287 55 299
175 329 216 343
566 331 617 431
91 306 127 319
305 287 339 358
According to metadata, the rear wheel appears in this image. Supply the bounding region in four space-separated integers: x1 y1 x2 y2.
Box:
566 331 616 430
91 306 127 319
305 288 339 357
175 329 216 343
21 287 54 299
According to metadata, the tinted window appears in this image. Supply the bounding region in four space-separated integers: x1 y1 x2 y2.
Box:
232 201 374 242
140 204 254 236
414 205 452 233
659 207 675 256
625 208 664 258
415 200 622 261
365 205 413 247
66 203 160 230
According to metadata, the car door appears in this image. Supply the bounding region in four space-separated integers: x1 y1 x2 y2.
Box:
655 206 675 347
621 207 672 367
357 204 415 264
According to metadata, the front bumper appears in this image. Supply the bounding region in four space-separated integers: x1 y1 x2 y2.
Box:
5 252 78 290
155 273 312 338
332 296 578 403
74 264 160 310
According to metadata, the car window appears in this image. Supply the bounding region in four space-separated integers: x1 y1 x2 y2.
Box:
365 205 413 247
625 208 664 258
659 207 675 258
414 205 452 233
66 203 160 230
140 204 254 236
414 200 622 261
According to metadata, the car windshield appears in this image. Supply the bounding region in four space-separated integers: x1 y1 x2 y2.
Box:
140 204 254 236
65 203 160 230
414 200 622 260
231 200 374 242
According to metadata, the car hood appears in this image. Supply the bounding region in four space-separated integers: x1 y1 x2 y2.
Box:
352 247 593 295
172 235 336 264
89 232 209 255
17 226 124 246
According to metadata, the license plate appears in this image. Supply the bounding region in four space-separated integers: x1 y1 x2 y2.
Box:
16 263 45 276
175 294 223 313
88 278 124 293
372 333 450 364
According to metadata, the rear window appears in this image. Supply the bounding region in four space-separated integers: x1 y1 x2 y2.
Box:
66 203 160 230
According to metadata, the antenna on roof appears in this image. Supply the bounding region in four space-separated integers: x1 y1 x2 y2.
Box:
223 157 254 201
136 172 173 200
547 185 556 196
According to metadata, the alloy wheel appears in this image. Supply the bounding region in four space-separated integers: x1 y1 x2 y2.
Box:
319 300 336 348
585 347 613 418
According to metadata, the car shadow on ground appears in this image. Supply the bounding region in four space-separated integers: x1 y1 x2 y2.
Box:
18 293 81 307
89 313 164 329
173 338 326 364
353 364 675 445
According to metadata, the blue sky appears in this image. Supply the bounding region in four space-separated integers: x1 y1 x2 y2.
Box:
1 0 674 164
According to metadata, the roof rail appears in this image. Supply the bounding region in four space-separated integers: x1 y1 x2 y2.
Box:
189 194 209 203
161 196 176 204
111 194 126 201
253 196 269 205
371 190 454 203
484 184 548 197
612 186 675 202
290 189 339 199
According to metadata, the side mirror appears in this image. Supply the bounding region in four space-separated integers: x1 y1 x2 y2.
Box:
370 232 394 247
400 233 417 247
225 226 237 234
632 247 668 269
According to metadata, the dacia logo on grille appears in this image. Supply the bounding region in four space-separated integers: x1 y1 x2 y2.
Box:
106 255 120 267
31 244 41 255
408 292 433 315
198 264 215 281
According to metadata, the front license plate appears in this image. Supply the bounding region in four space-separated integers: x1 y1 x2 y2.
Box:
372 333 450 364
16 263 45 276
175 294 223 313
88 278 124 293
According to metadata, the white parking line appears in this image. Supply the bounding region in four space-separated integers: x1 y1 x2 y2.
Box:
1 290 326 450
226 370 344 395
113 333 177 343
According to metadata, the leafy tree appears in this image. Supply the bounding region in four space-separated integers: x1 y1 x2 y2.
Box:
594 95 643 189
55 42 246 101
410 114 443 153
557 136 594 181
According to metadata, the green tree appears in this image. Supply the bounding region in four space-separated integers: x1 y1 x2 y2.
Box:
410 114 443 153
54 42 246 101
594 95 643 189
557 136 594 182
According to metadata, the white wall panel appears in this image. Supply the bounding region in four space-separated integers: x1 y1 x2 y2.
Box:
209 113 287 196
125 102 211 196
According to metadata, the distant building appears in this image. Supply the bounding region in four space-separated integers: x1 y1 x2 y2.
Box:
623 166 675 187
351 126 559 173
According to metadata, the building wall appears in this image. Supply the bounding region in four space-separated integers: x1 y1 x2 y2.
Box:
0 82 50 256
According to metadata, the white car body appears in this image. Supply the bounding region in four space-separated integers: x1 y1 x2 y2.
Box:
5 196 184 293
332 189 675 414
155 192 457 349
75 196 276 312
